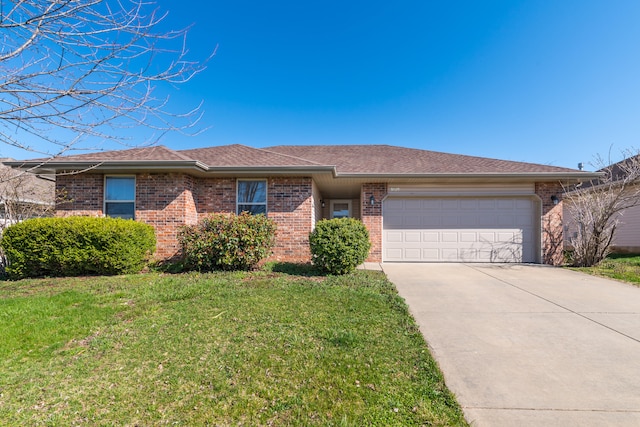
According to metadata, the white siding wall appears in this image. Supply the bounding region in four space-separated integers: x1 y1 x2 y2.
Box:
612 204 640 250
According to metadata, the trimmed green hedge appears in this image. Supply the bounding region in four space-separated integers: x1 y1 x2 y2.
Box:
309 218 371 275
178 212 277 272
1 217 156 279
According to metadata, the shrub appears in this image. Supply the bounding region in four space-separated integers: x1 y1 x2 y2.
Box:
178 212 276 272
0 216 156 279
309 218 371 275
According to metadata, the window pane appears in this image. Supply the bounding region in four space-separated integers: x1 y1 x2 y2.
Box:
106 177 135 201
105 202 135 219
238 181 266 204
333 203 350 218
238 204 266 215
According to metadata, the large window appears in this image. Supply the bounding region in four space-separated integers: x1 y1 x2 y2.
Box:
237 180 267 215
105 176 135 219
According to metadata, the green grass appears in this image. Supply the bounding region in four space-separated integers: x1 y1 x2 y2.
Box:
572 254 640 286
0 268 467 426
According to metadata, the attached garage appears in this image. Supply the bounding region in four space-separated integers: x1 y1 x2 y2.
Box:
383 195 539 263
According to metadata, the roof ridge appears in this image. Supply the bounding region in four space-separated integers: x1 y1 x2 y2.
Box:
158 145 195 161
178 144 329 167
257 145 329 166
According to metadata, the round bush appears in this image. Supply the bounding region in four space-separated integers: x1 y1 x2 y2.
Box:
178 212 277 272
0 216 156 279
309 218 371 275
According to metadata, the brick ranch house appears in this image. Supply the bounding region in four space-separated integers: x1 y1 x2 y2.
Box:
5 144 597 265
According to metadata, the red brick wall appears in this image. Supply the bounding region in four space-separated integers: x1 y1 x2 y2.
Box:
193 178 236 213
267 177 314 262
535 182 564 265
361 183 387 262
55 173 315 263
56 174 103 216
136 173 198 259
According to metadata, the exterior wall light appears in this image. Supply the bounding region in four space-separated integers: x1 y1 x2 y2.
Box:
369 195 376 206
551 195 559 205
320 199 325 208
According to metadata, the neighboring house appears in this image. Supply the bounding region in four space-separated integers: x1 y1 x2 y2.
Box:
0 160 55 229
5 145 596 265
564 155 640 253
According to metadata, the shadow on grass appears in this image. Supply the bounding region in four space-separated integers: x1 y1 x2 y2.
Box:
264 262 325 277
607 253 640 262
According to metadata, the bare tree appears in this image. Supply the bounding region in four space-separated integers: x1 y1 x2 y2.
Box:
0 162 54 230
565 150 640 267
0 0 208 159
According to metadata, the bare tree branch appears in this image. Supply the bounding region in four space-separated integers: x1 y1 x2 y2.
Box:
565 148 640 267
0 0 210 160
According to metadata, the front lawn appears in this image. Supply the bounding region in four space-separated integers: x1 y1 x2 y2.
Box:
572 254 640 286
0 268 467 426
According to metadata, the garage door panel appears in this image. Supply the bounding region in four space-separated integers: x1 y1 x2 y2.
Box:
385 248 403 261
385 198 405 211
422 199 442 209
404 248 421 260
404 231 421 242
477 249 493 261
478 232 496 242
515 199 533 209
478 215 496 226
422 216 441 226
442 248 460 260
460 248 478 261
441 232 459 242
404 215 422 227
386 231 403 242
497 199 514 209
478 199 496 209
460 199 478 209
404 199 423 210
422 248 439 260
460 232 477 242
516 214 534 226
423 232 439 242
383 197 537 263
442 199 459 209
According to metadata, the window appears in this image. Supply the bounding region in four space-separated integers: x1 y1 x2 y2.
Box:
237 180 267 215
105 176 135 219
330 200 352 219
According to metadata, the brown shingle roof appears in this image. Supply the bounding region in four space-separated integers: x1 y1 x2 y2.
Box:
10 143 585 176
179 144 323 168
264 145 578 174
35 145 194 163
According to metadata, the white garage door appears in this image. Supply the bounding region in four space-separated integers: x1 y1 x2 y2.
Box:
383 197 537 263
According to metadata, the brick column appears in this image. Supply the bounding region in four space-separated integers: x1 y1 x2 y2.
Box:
136 173 196 260
268 177 314 262
535 182 564 265
361 183 387 262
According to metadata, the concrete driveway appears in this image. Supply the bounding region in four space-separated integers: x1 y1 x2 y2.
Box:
383 263 640 427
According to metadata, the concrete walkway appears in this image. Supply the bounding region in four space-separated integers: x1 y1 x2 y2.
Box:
383 263 640 427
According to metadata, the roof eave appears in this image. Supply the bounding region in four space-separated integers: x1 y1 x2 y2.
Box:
335 171 603 181
3 160 207 173
203 165 336 175
3 160 337 176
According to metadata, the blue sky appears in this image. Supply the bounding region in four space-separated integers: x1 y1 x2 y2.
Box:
10 1 640 169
